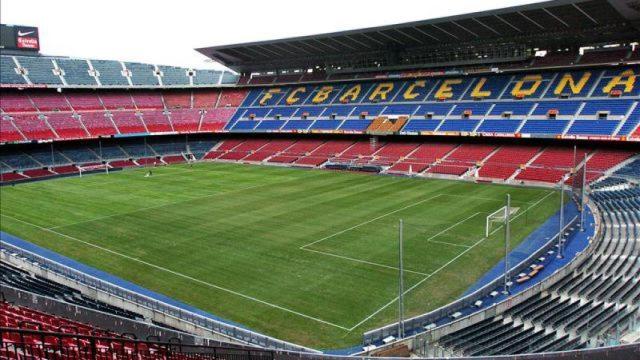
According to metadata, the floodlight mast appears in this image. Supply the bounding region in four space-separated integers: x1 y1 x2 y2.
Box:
503 194 511 295
580 154 587 231
558 179 565 259
398 219 405 339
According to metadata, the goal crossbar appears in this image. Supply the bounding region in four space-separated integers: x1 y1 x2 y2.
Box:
486 206 520 237
78 164 109 177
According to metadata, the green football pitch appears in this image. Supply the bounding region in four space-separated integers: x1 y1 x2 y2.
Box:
0 162 560 349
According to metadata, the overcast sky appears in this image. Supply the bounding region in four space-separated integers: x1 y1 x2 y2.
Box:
1 0 540 71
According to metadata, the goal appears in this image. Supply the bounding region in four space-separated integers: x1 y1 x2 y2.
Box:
486 206 520 237
78 164 109 177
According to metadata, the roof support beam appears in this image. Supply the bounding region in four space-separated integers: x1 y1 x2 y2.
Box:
452 21 479 38
344 35 374 49
542 8 569 28
227 47 260 61
573 3 599 24
517 11 545 30
256 45 285 57
431 24 459 40
282 42 314 55
296 41 327 54
411 26 440 42
377 31 405 45
494 14 521 33
360 33 385 46
242 46 273 59
394 28 424 44
269 43 298 56
472 18 501 35
323 37 358 51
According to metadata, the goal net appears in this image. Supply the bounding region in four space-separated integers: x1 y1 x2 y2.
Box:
78 164 109 177
486 206 520 237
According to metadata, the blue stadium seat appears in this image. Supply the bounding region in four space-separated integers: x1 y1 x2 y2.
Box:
325 105 356 117
490 102 534 116
125 62 159 86
401 119 441 133
294 106 326 117
255 120 285 131
281 120 314 131
231 121 259 132
353 105 384 116
221 72 239 84
310 120 342 130
268 107 297 118
57 58 97 86
462 76 511 100
520 120 569 134
616 105 640 136
416 103 455 116
59 148 99 163
16 56 62 85
477 119 523 133
339 119 372 131
580 100 634 116
0 153 42 169
566 120 620 136
543 71 598 98
0 56 27 84
449 102 492 117
438 119 480 132
382 104 419 115
159 66 190 86
91 60 128 86
194 69 222 85
533 101 582 116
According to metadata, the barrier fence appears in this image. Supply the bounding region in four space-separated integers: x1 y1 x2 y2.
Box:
0 240 317 354
0 327 274 360
1 328 638 360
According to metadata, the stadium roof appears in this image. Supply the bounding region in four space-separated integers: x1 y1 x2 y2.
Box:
197 0 640 73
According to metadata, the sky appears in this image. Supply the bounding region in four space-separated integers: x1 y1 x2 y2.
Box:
1 0 540 71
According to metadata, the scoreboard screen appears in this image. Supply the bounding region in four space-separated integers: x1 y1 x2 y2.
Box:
0 24 40 52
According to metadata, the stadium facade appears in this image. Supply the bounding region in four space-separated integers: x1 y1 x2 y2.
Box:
1 0 639 359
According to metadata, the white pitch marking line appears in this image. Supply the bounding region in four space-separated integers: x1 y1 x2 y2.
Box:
347 235 489 332
302 247 431 276
425 212 481 246
0 213 350 331
300 194 444 250
347 189 557 331
48 176 306 230
427 239 472 249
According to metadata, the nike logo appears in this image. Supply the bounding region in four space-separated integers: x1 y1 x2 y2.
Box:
17 31 35 36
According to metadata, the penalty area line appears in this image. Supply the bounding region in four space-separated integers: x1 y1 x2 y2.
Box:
347 189 557 331
425 212 482 248
302 247 431 276
300 194 444 250
347 234 490 332
0 213 351 331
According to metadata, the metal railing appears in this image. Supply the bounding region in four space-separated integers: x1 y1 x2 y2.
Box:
0 327 274 360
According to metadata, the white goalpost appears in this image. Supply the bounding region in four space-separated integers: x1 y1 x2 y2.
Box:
78 164 110 177
486 206 520 237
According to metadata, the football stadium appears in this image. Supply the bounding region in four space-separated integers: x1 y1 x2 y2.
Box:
0 0 639 358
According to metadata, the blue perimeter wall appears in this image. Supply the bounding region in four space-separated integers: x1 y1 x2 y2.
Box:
464 199 593 295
